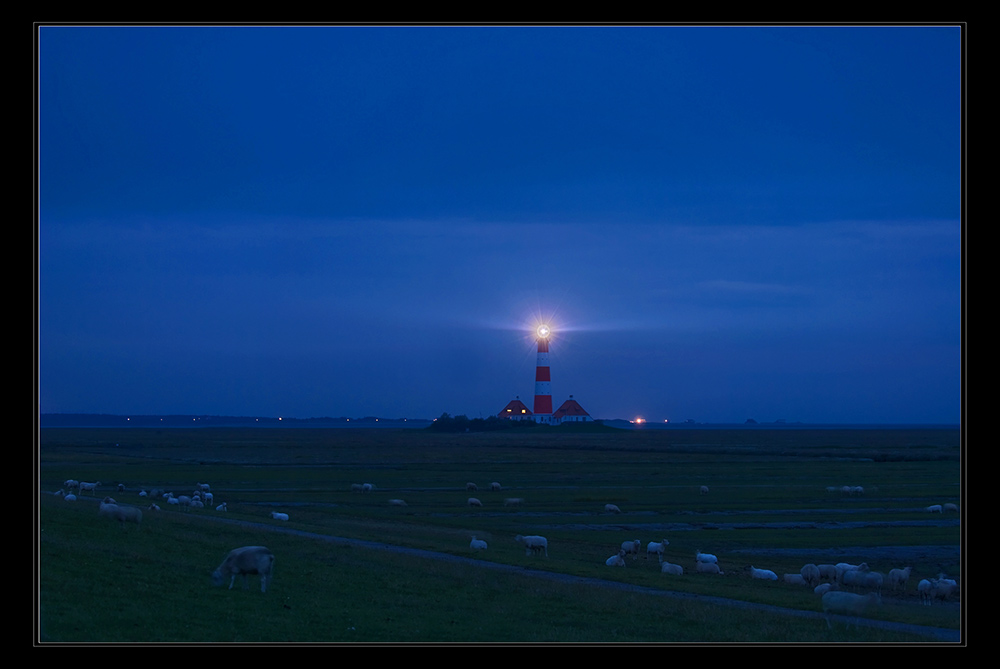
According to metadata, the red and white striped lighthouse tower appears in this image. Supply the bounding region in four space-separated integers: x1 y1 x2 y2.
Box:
533 324 553 423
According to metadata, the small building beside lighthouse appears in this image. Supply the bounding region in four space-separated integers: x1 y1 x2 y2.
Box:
552 396 592 423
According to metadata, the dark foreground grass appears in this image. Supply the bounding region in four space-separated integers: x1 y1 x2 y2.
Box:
38 427 962 643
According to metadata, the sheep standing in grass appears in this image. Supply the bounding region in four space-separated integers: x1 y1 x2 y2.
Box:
814 582 839 595
926 504 943 513
490 482 502 492
361 483 374 493
212 546 275 593
98 499 142 530
645 539 670 562
270 512 289 521
515 534 548 557
388 499 407 507
700 486 709 495
696 550 718 564
466 482 478 492
817 564 838 582
821 591 881 629
661 561 683 575
887 567 912 591
79 481 101 496
604 504 621 514
216 502 228 512
800 564 821 587
835 562 870 584
148 503 160 511
943 502 958 512
351 483 363 493
467 497 482 507
63 493 77 501
470 537 487 551
606 549 627 567
620 539 641 561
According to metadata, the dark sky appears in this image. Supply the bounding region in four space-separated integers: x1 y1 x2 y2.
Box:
38 25 962 423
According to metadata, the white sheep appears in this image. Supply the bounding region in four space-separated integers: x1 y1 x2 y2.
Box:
177 495 192 506
783 573 807 585
216 502 228 512
645 539 670 562
814 582 838 595
212 546 274 593
841 569 868 590
148 503 160 511
467 497 482 507
362 483 375 493
821 591 881 629
835 562 870 583
490 482 502 491
620 539 641 560
63 479 79 490
926 504 943 513
98 499 142 530
79 481 101 496
466 482 478 492
197 483 211 492
917 578 934 605
190 500 205 509
604 503 621 514
204 492 213 505
943 502 958 512
388 499 408 506
800 564 821 587
928 577 957 603
470 536 488 551
817 564 838 581
887 566 912 591
117 483 126 492
850 486 864 495
515 534 548 557
750 566 777 581
862 571 884 595
606 549 626 567
503 497 523 507
695 550 718 564
661 561 684 575
696 561 723 575
351 483 363 493
270 512 289 521
167 496 180 506
63 493 77 501
700 485 709 495
138 490 148 498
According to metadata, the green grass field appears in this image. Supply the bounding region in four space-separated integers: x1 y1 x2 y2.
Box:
37 426 962 643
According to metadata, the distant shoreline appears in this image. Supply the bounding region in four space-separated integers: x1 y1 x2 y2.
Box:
37 413 960 430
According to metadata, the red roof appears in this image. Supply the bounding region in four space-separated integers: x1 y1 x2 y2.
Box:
552 398 590 418
499 398 532 417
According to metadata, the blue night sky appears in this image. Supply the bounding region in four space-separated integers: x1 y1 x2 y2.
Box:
38 25 962 424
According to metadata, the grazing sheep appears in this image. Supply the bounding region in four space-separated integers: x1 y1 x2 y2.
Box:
606 549 627 567
841 569 867 590
79 481 101 496
98 499 142 530
800 564 821 587
850 486 864 495
917 579 935 605
490 482 502 492
814 582 839 595
63 493 77 501
212 546 275 593
515 534 548 557
661 561 684 575
470 536 488 551
167 496 180 506
64 479 79 490
216 502 228 511
700 485 709 495
862 571 884 595
620 539 641 560
189 500 205 509
102 496 118 505
204 492 213 506
503 497 523 507
467 497 482 507
270 512 289 521
361 483 374 493
750 566 778 581
696 561 723 575
604 503 621 514
351 483 363 493
821 591 881 629
387 499 407 507
466 482 478 492
117 483 126 493
177 495 192 506
817 564 838 581
927 577 957 603
784 573 807 585
138 490 148 498
645 539 670 562
888 567 912 591
197 483 211 492
148 503 160 511
943 502 958 512
926 504 943 513
696 550 718 564
835 562 870 583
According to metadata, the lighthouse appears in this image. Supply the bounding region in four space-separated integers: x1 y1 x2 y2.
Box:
533 324 553 423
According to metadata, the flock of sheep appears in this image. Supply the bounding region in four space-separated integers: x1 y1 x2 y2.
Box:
56 476 960 615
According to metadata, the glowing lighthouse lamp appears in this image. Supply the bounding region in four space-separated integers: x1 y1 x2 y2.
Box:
533 324 553 423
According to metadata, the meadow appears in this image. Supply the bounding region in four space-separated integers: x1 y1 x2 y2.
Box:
37 425 962 644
